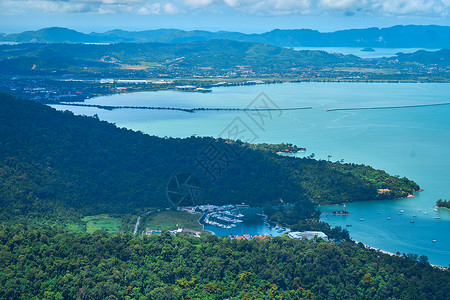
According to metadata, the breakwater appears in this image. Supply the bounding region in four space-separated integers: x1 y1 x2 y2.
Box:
56 102 312 113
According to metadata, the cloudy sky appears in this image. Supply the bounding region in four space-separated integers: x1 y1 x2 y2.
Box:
0 0 449 33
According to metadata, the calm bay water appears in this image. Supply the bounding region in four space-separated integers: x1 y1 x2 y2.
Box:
292 47 441 58
201 208 288 237
53 82 450 266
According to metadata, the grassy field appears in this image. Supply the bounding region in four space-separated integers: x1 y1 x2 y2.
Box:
80 214 122 234
145 210 204 232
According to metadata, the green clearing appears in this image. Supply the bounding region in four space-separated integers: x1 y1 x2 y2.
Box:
145 210 204 232
139 61 161 68
81 214 122 234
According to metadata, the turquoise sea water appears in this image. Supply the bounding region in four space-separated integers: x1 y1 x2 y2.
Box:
53 82 450 266
292 47 441 58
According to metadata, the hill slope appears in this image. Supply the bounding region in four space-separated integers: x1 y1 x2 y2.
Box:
0 224 449 299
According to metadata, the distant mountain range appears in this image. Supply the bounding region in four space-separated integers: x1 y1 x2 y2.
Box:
1 25 449 48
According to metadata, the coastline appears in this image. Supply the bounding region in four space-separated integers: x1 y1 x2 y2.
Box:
354 240 448 271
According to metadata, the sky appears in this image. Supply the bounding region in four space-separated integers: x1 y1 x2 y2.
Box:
0 0 449 33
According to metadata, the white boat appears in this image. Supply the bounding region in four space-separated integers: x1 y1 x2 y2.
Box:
359 218 364 221
387 217 391 220
434 217 441 219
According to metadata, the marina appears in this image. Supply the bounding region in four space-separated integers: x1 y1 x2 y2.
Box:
203 209 244 229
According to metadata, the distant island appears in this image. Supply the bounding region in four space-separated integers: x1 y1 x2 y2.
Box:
436 199 450 209
361 47 375 52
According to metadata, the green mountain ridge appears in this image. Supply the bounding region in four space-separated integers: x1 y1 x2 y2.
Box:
2 25 450 48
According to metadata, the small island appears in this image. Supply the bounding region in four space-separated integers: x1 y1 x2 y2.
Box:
333 204 350 215
361 47 375 52
436 199 450 209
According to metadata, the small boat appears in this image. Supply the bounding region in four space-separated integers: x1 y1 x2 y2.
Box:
410 221 415 223
359 218 364 221
387 217 391 220
434 209 438 212
434 217 441 219
377 212 381 214
398 212 403 215
418 209 422 212
400 210 404 213
412 214 417 217
432 240 437 243
346 224 352 227
424 212 428 214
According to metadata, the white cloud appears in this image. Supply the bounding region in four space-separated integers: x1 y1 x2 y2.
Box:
378 0 437 15
319 0 364 10
0 0 448 17
223 0 239 7
163 2 181 14
184 0 216 8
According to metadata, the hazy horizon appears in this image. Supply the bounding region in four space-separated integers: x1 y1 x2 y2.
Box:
1 0 449 34
1 20 450 36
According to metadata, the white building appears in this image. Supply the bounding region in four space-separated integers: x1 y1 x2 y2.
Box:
288 231 328 241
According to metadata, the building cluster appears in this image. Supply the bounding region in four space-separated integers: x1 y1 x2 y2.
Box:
233 234 271 240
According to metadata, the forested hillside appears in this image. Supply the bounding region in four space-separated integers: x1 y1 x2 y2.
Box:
0 224 448 299
0 92 419 222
